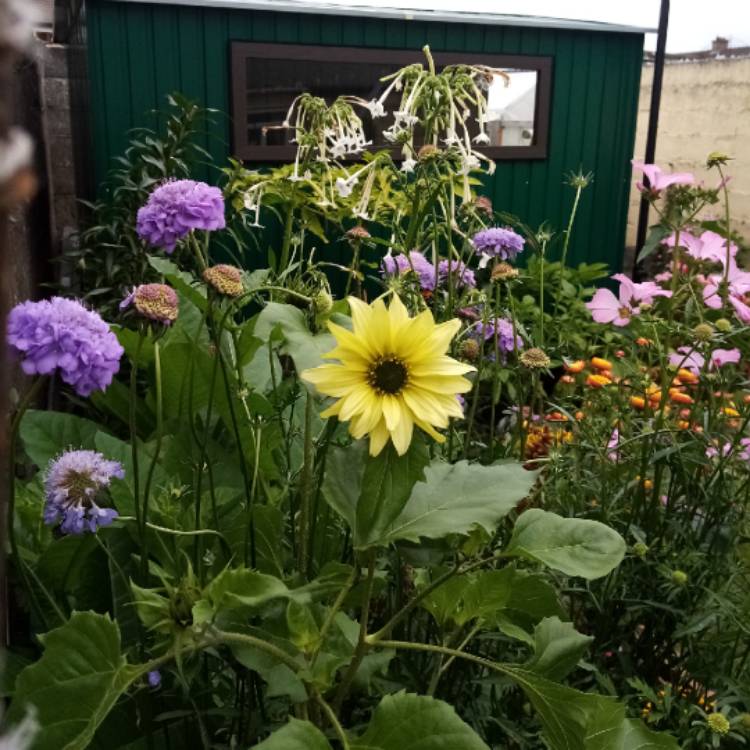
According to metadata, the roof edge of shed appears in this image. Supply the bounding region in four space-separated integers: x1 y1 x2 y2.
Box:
106 0 655 34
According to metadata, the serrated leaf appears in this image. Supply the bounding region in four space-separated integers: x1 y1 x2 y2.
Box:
251 718 332 749
505 510 626 579
526 617 593 681
351 691 489 750
373 460 535 545
4 612 145 750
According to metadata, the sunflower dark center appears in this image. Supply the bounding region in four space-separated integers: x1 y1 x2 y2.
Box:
369 356 408 395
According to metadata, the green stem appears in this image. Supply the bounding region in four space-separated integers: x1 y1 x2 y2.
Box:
310 566 357 670
718 164 732 296
298 391 315 579
210 628 304 677
279 203 295 273
140 341 163 579
334 550 376 712
129 333 144 563
314 690 351 750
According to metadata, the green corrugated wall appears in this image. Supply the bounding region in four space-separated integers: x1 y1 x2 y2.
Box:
86 0 644 269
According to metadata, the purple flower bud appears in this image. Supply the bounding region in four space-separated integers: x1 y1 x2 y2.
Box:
148 670 162 689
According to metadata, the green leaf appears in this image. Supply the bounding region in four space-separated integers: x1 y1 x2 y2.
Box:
197 567 290 623
500 667 679 750
4 612 143 750
351 691 489 750
355 439 429 548
505 510 626 579
251 718 332 749
20 410 99 467
254 302 336 373
373 460 535 545
526 617 593 681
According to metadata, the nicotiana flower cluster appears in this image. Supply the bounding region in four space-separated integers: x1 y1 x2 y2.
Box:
136 179 226 253
471 227 526 268
44 449 124 535
381 251 476 291
7 297 123 396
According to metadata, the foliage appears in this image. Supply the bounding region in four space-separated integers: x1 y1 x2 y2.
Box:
5 48 750 750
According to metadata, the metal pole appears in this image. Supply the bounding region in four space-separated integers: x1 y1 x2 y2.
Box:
633 0 669 276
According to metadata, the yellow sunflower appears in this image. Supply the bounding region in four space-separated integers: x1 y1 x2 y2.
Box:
302 295 475 456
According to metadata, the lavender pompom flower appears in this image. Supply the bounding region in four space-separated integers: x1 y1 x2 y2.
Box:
120 283 179 325
472 227 525 268
147 670 162 689
44 449 124 535
438 259 476 289
382 251 437 291
474 317 523 355
7 297 123 397
136 179 226 253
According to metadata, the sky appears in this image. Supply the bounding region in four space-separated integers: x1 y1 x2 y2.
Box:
295 0 750 53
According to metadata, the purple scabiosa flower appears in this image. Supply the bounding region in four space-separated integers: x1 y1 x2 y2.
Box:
438 259 476 289
474 317 523 354
136 179 226 253
381 251 437 291
147 670 162 689
44 449 124 535
471 227 525 267
120 283 179 325
7 297 123 397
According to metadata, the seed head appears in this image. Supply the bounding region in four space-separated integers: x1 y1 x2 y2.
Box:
491 262 519 282
520 347 551 370
417 144 439 161
693 323 714 341
460 338 480 362
706 151 731 168
345 225 371 242
203 264 244 297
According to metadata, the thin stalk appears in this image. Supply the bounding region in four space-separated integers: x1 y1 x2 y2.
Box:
718 164 732 297
130 333 144 560
140 341 163 579
297 392 315 578
278 202 295 273
314 690 350 750
334 550 376 712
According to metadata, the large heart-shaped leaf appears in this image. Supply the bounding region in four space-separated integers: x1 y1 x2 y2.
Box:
252 718 332 749
505 509 626 579
372 460 535 545
3 612 143 750
351 691 489 750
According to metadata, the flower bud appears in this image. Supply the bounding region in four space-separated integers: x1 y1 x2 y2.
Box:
632 542 649 558
345 225 371 242
417 144 439 161
693 322 714 341
520 347 551 369
460 338 480 362
715 318 732 333
491 261 519 282
312 288 333 316
671 569 688 586
707 713 730 736
706 151 731 168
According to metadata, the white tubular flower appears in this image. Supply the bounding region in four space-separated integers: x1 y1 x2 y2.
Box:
400 158 416 174
367 100 386 118
335 176 356 198
473 132 491 145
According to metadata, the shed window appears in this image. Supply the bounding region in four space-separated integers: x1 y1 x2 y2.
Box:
231 42 552 162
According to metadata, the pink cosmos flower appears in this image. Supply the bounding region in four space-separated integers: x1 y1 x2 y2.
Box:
632 160 695 194
665 230 737 266
702 261 750 322
710 348 741 368
587 275 672 326
669 347 705 373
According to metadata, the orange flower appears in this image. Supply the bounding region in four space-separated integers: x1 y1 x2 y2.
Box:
635 337 653 347
630 396 646 410
564 359 585 374
586 373 612 389
591 357 613 371
677 368 699 385
615 350 625 358
677 420 690 430
669 389 694 405
560 374 576 384
743 394 750 405
642 479 654 491
546 411 568 422
575 410 585 421
722 407 740 418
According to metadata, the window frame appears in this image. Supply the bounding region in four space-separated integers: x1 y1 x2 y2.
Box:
230 41 553 163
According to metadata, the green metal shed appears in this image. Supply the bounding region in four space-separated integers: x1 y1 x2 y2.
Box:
86 0 650 269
